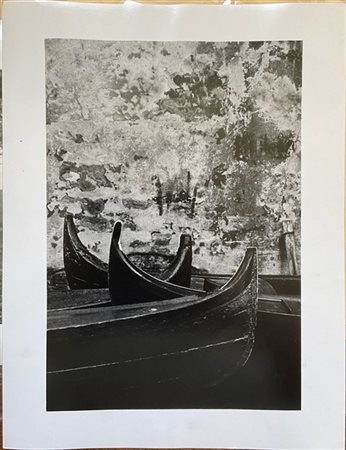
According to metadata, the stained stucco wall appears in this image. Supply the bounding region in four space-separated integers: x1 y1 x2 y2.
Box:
46 40 301 274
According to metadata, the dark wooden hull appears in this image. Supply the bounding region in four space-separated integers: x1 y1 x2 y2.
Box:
47 314 300 411
203 274 300 296
246 306 301 410
47 337 250 410
204 276 276 295
108 221 203 305
260 275 300 296
47 286 300 315
258 294 300 316
47 248 258 410
48 288 111 311
47 305 300 411
63 214 193 290
64 214 108 290
159 234 192 287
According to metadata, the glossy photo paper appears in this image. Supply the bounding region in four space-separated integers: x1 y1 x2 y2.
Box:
2 2 345 449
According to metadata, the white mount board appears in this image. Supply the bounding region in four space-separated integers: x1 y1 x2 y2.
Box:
2 2 345 449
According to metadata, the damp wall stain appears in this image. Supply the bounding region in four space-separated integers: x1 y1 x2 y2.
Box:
46 40 301 274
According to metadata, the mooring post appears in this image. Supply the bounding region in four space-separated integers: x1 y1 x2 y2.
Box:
281 219 299 276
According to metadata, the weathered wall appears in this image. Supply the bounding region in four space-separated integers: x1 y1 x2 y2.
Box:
46 40 301 274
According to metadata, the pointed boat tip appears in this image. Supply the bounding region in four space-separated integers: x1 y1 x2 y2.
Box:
112 220 123 243
179 233 192 247
246 247 257 257
243 247 257 266
64 212 75 228
229 247 256 281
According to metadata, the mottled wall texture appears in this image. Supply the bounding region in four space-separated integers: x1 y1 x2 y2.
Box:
46 40 301 274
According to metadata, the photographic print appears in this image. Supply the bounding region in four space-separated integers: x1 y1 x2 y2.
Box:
46 39 301 411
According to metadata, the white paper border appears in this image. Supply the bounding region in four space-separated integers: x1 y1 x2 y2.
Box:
0 20 3 366
2 2 345 449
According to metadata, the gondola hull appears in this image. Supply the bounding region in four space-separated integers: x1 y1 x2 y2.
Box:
47 336 250 410
203 274 300 296
63 214 193 290
47 310 300 411
47 249 258 410
47 300 300 411
259 275 300 296
63 214 108 290
63 214 300 296
108 221 203 305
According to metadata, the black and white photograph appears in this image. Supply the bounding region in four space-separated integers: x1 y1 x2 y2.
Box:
46 39 301 411
4 3 346 449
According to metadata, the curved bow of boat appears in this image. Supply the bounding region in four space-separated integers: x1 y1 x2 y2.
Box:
49 247 258 389
64 214 193 290
215 248 257 299
160 234 192 286
179 234 192 249
204 267 275 296
108 221 203 305
111 220 122 247
64 213 108 289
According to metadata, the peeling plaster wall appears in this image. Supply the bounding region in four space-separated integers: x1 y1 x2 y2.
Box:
46 40 301 275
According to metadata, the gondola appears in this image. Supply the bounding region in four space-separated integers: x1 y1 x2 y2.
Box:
63 213 192 290
203 276 276 295
63 214 108 290
258 275 300 295
47 287 111 311
202 274 300 296
47 286 300 314
108 221 203 305
47 248 258 410
253 292 301 409
63 214 299 295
